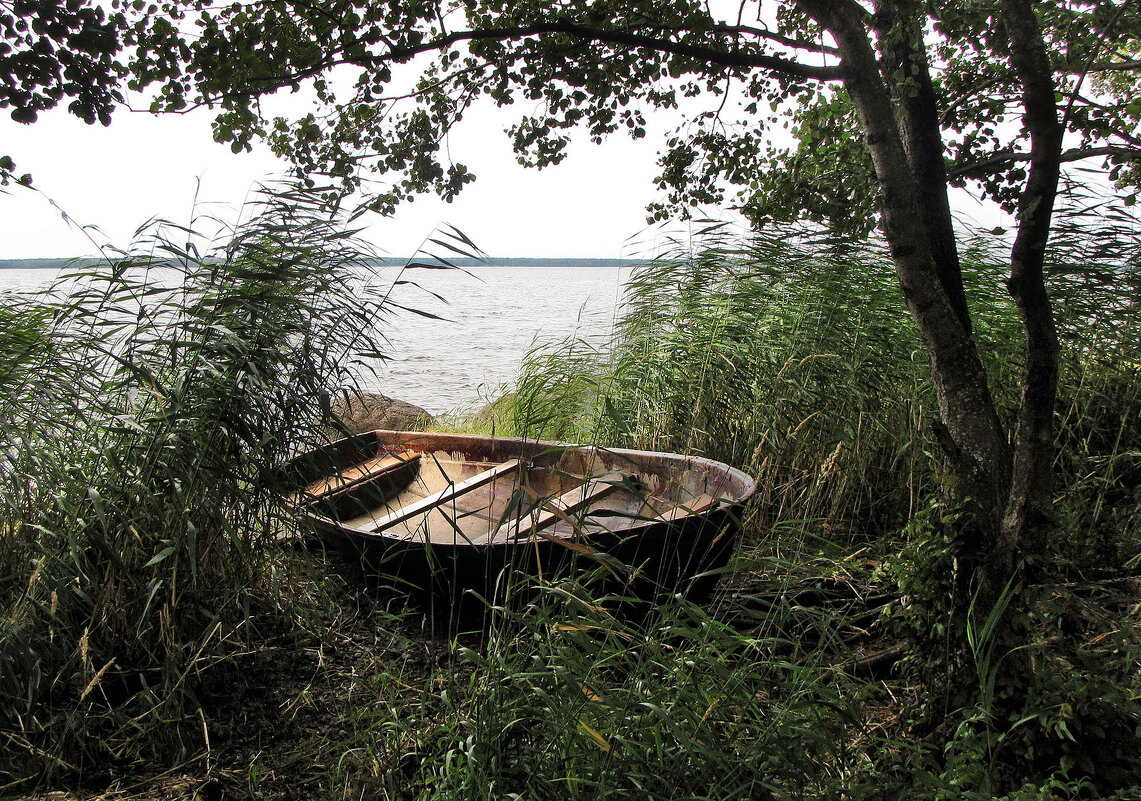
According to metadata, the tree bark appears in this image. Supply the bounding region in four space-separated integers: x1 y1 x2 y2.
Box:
873 0 972 335
796 0 1016 600
797 0 1064 610
999 0 1063 578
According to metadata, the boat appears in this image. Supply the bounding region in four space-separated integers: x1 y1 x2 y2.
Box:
281 430 756 606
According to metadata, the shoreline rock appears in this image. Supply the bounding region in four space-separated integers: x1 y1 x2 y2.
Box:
329 391 434 436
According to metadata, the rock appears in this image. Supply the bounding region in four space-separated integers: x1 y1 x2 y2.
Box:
329 391 434 436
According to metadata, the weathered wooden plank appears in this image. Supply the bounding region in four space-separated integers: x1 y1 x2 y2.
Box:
368 459 521 534
490 472 626 542
650 494 718 523
301 450 422 499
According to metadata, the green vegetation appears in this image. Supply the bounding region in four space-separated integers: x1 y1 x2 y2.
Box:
5 1 1141 796
0 188 393 787
8 3 1141 746
441 215 1141 800
0 258 639 272
487 215 1141 550
4 193 1136 797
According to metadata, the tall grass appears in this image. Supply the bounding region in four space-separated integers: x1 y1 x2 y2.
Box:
319 576 876 801
1047 203 1141 567
429 586 861 801
1 184 1136 798
0 187 392 781
487 226 939 540
454 211 1141 797
484 215 1140 560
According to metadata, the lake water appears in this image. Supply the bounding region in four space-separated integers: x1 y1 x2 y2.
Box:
0 263 630 415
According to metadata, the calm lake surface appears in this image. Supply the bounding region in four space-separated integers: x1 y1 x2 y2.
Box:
0 263 630 415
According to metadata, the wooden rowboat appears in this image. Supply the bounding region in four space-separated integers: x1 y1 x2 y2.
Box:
282 430 756 604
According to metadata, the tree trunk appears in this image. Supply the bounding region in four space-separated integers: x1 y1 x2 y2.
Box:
797 0 1063 618
873 0 972 335
797 0 1016 604
998 0 1063 580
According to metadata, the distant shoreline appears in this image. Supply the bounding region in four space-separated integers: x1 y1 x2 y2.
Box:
0 257 643 270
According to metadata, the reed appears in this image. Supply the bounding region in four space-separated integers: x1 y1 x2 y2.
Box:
439 214 1141 797
0 188 1137 797
426 586 859 800
0 187 393 781
483 213 1139 567
311 570 875 801
483 225 937 542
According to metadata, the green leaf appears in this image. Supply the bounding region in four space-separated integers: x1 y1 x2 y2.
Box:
144 545 176 567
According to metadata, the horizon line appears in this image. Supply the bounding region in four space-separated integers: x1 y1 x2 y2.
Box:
0 255 645 267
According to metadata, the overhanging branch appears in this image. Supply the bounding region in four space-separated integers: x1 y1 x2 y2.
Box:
347 21 843 82
949 145 1141 179
1081 59 1141 73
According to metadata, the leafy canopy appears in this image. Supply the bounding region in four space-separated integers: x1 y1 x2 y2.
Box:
0 0 121 124
3 1 1140 224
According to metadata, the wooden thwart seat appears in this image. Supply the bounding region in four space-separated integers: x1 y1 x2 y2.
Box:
301 449 421 499
369 458 522 534
650 493 718 522
489 471 627 542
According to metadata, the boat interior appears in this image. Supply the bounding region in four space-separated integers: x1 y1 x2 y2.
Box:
292 442 723 546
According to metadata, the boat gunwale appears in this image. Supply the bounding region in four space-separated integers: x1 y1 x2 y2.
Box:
293 430 756 548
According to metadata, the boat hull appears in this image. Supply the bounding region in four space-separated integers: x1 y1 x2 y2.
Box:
282 430 756 606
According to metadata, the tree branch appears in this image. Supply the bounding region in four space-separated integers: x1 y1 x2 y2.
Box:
713 23 838 55
1077 58 1141 73
948 145 1141 179
344 21 843 82
796 0 1014 559
998 0 1063 570
175 17 840 110
875 0 970 332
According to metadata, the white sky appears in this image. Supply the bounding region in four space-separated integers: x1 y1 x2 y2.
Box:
0 74 1014 262
0 0 1037 263
0 97 702 260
